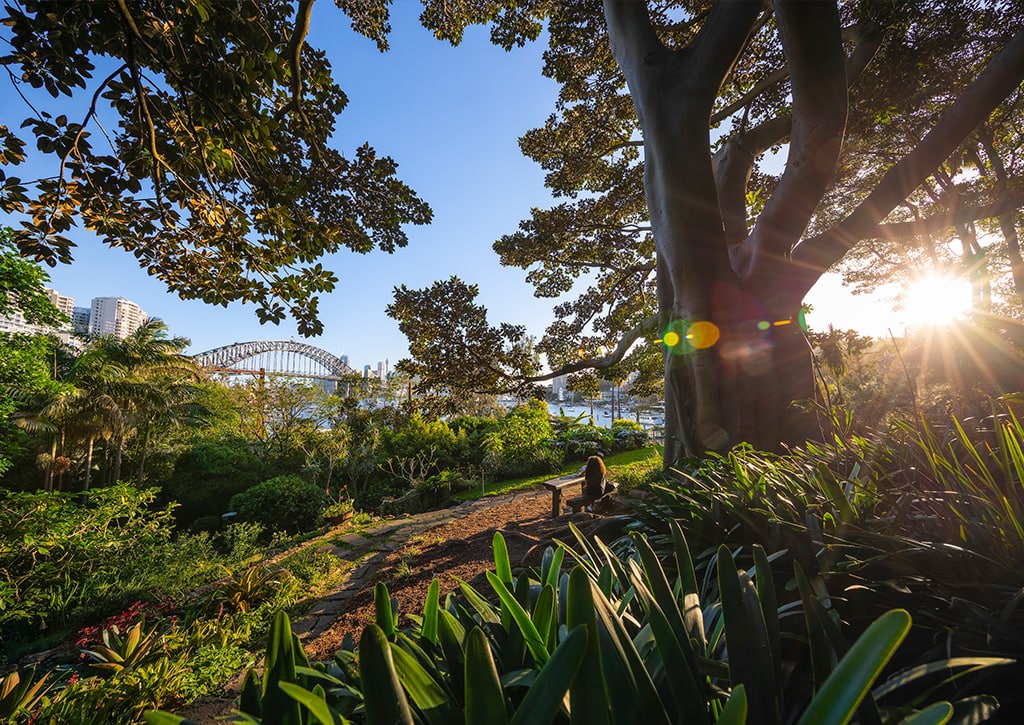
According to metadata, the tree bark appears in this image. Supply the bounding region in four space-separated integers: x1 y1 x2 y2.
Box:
136 424 151 487
605 0 837 463
83 435 94 494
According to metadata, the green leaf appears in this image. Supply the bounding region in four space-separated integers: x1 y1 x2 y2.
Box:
628 558 708 723
717 546 776 725
544 546 566 593
389 640 458 725
510 626 588 725
531 584 557 653
143 713 202 725
670 520 706 650
486 570 550 665
717 685 748 725
588 577 670 725
277 681 339 725
898 702 953 725
375 581 397 638
567 521 606 575
798 610 911 725
493 531 513 587
634 532 691 666
752 544 781 698
465 627 509 725
238 669 262 718
816 464 857 523
794 560 835 689
566 566 611 725
437 610 467 696
872 657 1013 699
359 624 414 725
421 580 440 646
262 610 302 725
457 578 503 625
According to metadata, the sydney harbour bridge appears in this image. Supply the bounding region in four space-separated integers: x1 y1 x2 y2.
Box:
191 340 356 383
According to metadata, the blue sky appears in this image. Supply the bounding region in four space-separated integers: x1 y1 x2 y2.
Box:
2 2 890 369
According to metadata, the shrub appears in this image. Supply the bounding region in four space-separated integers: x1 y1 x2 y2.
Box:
217 521 266 566
611 419 649 451
190 516 221 532
150 531 997 725
228 475 325 533
486 400 554 461
175 643 255 702
553 424 613 460
164 437 265 525
0 485 178 636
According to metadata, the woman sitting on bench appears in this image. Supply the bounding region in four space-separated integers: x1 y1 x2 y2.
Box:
582 455 615 498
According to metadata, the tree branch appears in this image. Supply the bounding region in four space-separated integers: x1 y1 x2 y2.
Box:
869 192 1024 239
525 314 659 383
277 0 315 121
744 0 847 281
687 0 763 97
712 66 789 126
602 0 664 82
791 27 1024 292
710 19 881 126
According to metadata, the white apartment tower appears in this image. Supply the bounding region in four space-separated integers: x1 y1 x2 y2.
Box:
89 296 148 338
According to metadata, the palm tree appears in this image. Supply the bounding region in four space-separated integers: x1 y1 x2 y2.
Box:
85 320 202 485
16 320 202 491
14 386 79 492
66 391 120 495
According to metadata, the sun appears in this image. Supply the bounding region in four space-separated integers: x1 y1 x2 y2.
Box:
900 274 972 328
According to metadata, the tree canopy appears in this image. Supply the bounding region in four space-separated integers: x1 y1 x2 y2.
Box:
0 0 431 335
4 0 1024 459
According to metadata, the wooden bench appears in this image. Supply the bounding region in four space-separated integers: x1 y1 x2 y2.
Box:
566 487 616 514
541 476 584 517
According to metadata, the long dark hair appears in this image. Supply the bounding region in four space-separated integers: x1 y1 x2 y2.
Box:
584 455 606 497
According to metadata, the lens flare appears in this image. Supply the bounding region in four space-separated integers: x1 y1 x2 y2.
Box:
661 320 721 354
687 321 720 349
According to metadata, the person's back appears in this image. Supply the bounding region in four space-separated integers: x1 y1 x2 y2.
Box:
583 455 606 498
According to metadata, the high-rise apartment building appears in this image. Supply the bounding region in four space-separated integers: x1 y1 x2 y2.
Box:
0 287 75 343
71 306 91 335
89 296 148 338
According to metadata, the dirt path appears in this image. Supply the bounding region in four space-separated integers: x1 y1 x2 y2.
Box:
183 483 626 722
299 486 567 660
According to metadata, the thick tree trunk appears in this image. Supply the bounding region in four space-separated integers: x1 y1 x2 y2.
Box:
605 0 822 464
659 269 817 463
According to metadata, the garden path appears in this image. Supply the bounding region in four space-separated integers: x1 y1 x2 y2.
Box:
183 484 634 722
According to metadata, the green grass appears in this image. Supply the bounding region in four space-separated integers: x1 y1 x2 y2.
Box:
454 446 663 501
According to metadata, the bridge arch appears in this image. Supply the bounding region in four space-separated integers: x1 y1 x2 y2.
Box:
192 340 355 380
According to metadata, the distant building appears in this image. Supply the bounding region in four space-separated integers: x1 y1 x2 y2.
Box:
0 287 76 344
89 296 148 338
48 289 75 320
72 306 91 335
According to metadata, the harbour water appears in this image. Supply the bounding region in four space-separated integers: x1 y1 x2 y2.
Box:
545 402 665 430
546 403 613 428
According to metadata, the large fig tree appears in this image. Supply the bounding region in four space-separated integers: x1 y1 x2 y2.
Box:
394 0 1024 463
